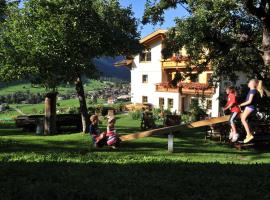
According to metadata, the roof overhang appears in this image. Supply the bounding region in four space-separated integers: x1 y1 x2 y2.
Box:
114 59 133 69
140 29 167 46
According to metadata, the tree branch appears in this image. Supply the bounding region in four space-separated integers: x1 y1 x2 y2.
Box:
142 0 188 25
244 0 269 20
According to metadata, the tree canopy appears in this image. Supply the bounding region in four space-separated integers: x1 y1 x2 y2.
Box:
0 0 141 89
0 0 141 134
143 0 270 86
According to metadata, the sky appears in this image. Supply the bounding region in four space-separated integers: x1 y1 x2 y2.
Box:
119 0 189 37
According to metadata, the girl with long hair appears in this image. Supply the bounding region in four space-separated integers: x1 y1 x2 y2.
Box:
239 79 263 143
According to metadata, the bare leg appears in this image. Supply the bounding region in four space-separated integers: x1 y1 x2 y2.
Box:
241 108 253 137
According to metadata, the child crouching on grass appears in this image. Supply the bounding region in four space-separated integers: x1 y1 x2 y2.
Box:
223 86 241 142
89 115 106 148
105 116 120 149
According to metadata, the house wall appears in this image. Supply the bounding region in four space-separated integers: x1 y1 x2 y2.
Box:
131 40 163 104
130 39 218 115
199 71 212 84
154 92 181 113
130 31 249 117
211 84 220 117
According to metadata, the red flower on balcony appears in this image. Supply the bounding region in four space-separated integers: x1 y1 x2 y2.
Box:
178 82 210 90
171 55 190 62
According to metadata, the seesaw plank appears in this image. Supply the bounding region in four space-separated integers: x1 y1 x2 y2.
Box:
187 115 230 128
120 115 230 142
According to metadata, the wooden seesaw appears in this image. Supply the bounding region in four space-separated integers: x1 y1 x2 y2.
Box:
120 115 230 141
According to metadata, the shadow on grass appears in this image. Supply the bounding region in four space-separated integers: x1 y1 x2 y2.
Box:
0 128 33 136
1 128 269 156
1 161 270 200
0 136 266 158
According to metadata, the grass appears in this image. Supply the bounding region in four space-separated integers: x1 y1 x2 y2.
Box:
0 79 107 119
0 98 107 119
1 114 270 199
0 79 106 95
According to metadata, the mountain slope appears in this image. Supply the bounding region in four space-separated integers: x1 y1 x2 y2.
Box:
93 57 131 81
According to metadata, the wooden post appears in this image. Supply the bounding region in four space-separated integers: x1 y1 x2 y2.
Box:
168 131 174 153
44 92 57 135
36 118 44 135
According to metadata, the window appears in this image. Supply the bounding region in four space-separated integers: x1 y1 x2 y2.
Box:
168 98 174 109
140 49 151 62
181 97 185 112
142 96 148 103
142 75 148 83
190 75 199 82
159 98 164 108
206 99 212 109
190 98 199 106
206 73 212 83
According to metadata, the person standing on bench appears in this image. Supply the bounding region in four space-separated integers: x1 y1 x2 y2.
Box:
239 79 263 143
223 86 241 142
89 115 106 148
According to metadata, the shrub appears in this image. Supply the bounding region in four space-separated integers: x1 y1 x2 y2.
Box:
129 110 141 120
94 104 104 115
101 106 114 116
67 107 79 114
152 108 164 122
181 113 191 124
189 101 207 121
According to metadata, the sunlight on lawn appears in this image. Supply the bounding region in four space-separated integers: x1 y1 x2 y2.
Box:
1 114 270 164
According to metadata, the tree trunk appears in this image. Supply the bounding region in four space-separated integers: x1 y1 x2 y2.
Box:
75 76 89 133
262 20 270 66
44 92 57 135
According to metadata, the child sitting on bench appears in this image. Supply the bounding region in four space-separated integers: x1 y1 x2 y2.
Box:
106 116 120 149
223 86 241 142
89 115 106 148
239 79 263 143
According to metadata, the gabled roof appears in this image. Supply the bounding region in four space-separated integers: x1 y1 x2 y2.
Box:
113 30 167 69
140 29 167 45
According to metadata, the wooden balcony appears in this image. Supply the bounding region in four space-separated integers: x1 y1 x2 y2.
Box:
155 84 180 93
162 61 187 69
181 88 215 95
155 82 215 95
162 56 190 69
179 82 215 95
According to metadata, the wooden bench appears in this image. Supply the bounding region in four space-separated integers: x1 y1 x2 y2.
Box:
16 114 82 133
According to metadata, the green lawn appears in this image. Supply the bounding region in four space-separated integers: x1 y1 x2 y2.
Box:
0 79 106 95
0 98 108 119
0 79 107 119
0 99 77 119
1 114 270 199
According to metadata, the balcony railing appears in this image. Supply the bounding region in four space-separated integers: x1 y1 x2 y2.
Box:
155 82 215 95
155 83 180 93
162 56 190 69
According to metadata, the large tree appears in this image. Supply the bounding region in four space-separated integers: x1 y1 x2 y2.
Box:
0 0 140 134
143 0 270 87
